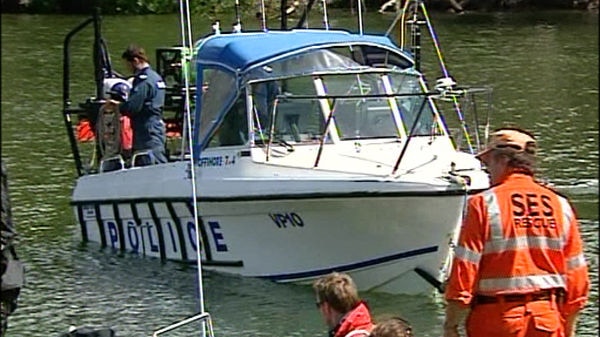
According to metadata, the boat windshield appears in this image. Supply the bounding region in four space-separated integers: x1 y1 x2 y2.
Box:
244 46 411 82
198 43 443 149
249 71 442 145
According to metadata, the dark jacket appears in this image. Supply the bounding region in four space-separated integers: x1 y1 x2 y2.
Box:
120 66 166 151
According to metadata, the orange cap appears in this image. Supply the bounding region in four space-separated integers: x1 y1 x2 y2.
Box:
476 128 537 158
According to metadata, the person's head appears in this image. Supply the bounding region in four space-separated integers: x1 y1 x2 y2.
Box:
121 44 149 73
313 272 361 328
369 317 413 337
476 127 537 185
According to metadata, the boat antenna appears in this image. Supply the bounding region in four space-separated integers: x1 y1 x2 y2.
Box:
234 0 242 32
178 0 207 333
281 0 288 29
321 0 330 30
357 0 364 35
259 0 268 31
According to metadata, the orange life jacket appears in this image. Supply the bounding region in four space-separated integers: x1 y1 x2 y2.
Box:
120 115 133 151
76 119 95 142
445 174 589 316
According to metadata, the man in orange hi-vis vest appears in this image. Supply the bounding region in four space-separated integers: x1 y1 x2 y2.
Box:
443 127 589 337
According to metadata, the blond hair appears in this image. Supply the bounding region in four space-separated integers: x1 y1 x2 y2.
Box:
312 272 360 313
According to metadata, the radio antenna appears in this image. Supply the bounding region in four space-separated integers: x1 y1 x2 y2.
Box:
234 0 242 32
260 0 267 31
321 0 330 30
357 0 363 35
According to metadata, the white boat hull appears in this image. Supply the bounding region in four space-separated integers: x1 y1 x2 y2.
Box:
72 160 477 294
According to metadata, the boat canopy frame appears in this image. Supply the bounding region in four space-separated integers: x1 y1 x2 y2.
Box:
192 30 426 156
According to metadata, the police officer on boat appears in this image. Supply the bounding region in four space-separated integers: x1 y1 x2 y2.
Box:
104 44 167 166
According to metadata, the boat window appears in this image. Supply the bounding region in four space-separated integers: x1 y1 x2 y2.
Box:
387 72 443 136
359 45 413 69
326 45 413 69
205 95 248 148
244 46 412 82
251 78 327 145
244 49 365 82
197 68 238 146
333 98 400 140
320 73 401 140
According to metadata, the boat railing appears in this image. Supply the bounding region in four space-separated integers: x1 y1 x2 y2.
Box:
152 311 215 337
61 8 197 177
432 85 493 154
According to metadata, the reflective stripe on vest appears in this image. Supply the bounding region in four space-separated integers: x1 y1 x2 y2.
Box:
567 253 587 271
483 190 504 241
484 235 564 254
478 190 567 292
479 274 566 293
454 245 482 265
558 195 573 243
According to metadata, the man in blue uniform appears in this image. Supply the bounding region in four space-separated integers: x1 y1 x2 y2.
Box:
113 44 167 165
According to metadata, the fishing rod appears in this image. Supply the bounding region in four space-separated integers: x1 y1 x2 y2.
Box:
385 0 476 154
418 1 474 153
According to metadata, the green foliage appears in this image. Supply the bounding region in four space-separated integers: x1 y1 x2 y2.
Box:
26 0 59 13
190 0 257 20
107 0 178 14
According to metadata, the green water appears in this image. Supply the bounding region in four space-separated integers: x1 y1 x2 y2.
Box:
1 9 597 337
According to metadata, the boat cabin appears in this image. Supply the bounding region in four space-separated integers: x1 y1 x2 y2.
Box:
193 30 446 161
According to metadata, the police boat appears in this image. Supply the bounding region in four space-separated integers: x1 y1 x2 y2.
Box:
61 0 492 294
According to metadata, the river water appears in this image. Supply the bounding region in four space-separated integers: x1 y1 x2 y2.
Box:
1 9 597 337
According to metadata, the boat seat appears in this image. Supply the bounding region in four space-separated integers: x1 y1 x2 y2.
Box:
131 150 158 167
99 155 125 173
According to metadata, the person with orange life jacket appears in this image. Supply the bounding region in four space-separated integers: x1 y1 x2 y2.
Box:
443 127 589 337
313 272 375 337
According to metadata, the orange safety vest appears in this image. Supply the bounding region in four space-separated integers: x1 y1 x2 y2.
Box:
445 174 589 316
120 115 133 151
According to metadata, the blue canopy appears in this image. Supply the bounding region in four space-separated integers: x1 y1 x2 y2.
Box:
194 29 407 71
